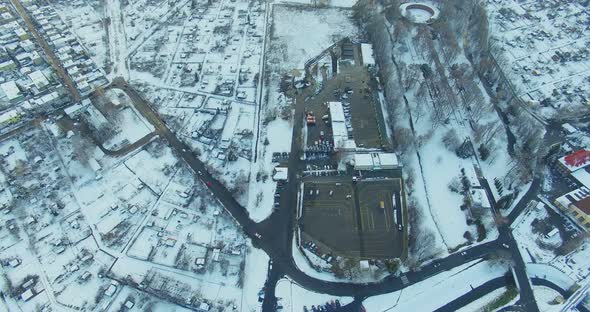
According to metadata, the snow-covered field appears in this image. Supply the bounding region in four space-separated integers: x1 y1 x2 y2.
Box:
380 19 507 257
268 5 357 71
275 278 353 312
363 260 509 311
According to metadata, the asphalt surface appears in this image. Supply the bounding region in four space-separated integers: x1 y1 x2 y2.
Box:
114 78 549 312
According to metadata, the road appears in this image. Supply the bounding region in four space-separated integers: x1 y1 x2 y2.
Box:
105 0 129 80
480 177 539 312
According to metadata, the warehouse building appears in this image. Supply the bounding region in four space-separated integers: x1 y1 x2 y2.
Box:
329 101 356 151
353 153 399 171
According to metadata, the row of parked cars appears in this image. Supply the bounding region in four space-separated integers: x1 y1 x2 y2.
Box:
303 240 333 264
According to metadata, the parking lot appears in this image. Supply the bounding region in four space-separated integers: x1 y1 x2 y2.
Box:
357 179 404 259
301 176 405 259
301 180 362 258
303 46 389 152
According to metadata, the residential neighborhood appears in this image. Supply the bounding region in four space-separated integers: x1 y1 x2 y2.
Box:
0 0 590 311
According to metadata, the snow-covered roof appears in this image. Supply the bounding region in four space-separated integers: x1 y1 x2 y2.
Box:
353 153 399 170
379 153 398 168
64 101 88 117
0 109 19 123
354 153 373 167
20 289 34 301
28 70 49 89
328 102 345 123
360 43 375 66
470 188 491 209
572 168 590 189
273 167 288 181
562 123 578 134
0 81 21 100
464 165 480 188
88 158 101 172
329 101 354 150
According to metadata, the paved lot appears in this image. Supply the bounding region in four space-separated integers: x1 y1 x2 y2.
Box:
301 181 362 258
357 179 403 259
301 176 405 259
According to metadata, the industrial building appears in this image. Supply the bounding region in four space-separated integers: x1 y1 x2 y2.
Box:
555 187 590 232
360 43 375 67
353 152 399 171
328 101 356 151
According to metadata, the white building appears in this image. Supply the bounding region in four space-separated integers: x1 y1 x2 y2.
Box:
28 70 49 89
360 43 375 66
0 109 20 127
329 101 356 151
0 81 22 102
353 153 399 170
273 167 288 181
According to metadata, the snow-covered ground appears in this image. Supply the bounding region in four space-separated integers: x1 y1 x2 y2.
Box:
363 260 509 311
380 20 506 256
268 5 357 72
275 278 353 312
534 286 566 312
456 287 516 312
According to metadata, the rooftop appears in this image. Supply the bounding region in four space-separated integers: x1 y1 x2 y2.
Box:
574 196 590 215
556 187 590 214
360 43 375 66
559 150 590 172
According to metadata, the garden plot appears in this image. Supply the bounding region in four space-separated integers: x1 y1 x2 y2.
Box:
103 285 195 312
50 238 115 309
110 254 246 310
129 0 265 101
126 167 247 273
0 126 90 242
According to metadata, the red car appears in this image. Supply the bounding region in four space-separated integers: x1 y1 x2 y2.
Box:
206 181 212 187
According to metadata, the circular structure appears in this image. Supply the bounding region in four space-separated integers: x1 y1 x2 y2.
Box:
400 2 440 24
